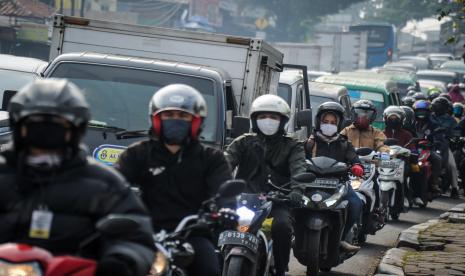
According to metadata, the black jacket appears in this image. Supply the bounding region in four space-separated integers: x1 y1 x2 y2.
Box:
305 133 360 164
225 133 307 193
116 140 232 231
0 146 155 276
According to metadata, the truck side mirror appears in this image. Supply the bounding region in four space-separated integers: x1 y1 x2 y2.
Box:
2 90 17 111
296 109 312 130
231 116 249 138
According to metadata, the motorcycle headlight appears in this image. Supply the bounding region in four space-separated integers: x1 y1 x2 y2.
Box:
150 251 168 276
236 206 255 232
324 185 347 208
0 260 42 276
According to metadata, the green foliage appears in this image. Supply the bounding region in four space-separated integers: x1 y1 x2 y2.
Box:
236 0 365 42
363 0 443 27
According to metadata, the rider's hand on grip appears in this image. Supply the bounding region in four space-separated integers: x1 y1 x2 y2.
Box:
351 164 364 177
289 189 303 207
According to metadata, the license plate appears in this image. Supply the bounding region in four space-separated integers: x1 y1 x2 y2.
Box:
311 178 339 188
380 161 397 169
218 230 259 253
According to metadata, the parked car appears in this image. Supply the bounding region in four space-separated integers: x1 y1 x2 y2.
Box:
0 54 47 110
439 60 465 77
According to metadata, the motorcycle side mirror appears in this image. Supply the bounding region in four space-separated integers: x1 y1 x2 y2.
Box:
355 147 373 156
96 214 140 236
384 138 399 146
292 173 317 183
217 179 246 198
296 109 312 129
1 90 17 111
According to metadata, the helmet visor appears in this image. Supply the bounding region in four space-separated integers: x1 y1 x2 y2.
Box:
354 108 375 118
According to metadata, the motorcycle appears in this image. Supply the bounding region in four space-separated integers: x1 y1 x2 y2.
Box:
378 138 411 221
219 192 274 276
350 147 384 243
150 179 245 276
451 137 465 191
406 137 434 206
292 156 356 276
0 215 140 276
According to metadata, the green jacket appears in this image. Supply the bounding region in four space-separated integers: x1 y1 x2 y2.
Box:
225 133 306 193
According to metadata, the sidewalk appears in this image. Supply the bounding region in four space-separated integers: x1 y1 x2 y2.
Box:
376 203 465 276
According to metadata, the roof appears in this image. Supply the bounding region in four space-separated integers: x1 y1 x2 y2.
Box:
0 54 47 74
44 52 230 82
0 0 54 19
416 70 457 77
440 60 465 69
308 82 347 98
279 70 303 85
315 74 396 93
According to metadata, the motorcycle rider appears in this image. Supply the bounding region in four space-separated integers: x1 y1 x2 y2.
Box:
448 84 465 103
402 96 416 108
116 84 233 276
305 102 364 252
0 79 155 276
413 92 428 102
340 99 388 152
431 96 460 198
412 100 444 197
401 106 417 137
225 94 307 276
453 102 464 122
383 106 413 147
427 88 441 102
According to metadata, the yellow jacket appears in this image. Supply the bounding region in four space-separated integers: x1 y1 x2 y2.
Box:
340 124 388 151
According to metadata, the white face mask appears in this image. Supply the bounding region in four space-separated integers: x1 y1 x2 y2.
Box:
320 123 338 137
256 118 280 136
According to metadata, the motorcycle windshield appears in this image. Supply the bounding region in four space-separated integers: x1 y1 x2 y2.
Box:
307 156 348 176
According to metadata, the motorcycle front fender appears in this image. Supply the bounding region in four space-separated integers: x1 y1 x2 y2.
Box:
301 213 330 231
378 180 397 191
223 246 257 264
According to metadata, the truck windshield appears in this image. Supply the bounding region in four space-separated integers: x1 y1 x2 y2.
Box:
347 90 385 122
50 62 219 143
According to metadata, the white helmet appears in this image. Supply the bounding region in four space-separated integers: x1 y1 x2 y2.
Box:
250 94 290 119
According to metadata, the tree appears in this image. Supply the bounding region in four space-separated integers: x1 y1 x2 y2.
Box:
438 0 465 44
362 0 443 28
236 0 365 42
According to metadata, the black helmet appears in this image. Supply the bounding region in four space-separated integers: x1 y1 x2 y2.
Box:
9 79 90 128
315 101 345 131
439 93 452 101
431 96 452 116
401 96 415 107
427 90 441 102
383 105 405 122
406 90 416 97
412 92 427 101
352 99 377 129
400 106 415 129
149 84 207 139
413 100 431 120
8 79 90 152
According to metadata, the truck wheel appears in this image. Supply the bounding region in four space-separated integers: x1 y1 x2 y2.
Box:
224 256 249 276
306 230 321 276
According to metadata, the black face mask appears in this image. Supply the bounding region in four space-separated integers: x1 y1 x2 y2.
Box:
161 119 191 145
386 118 401 129
22 122 69 150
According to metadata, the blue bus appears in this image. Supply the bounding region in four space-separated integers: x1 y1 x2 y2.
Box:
350 23 396 68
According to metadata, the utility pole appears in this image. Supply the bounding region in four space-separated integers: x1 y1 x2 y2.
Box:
60 0 64 14
80 0 85 17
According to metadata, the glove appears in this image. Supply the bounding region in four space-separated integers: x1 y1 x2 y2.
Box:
351 164 364 177
217 208 239 229
96 256 133 276
288 189 303 207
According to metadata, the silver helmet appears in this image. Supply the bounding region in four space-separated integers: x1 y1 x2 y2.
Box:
250 94 290 119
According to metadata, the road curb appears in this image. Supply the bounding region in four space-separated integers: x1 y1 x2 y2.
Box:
376 203 465 275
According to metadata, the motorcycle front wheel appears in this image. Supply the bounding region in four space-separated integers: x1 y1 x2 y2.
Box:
380 190 391 222
224 256 250 276
306 230 321 276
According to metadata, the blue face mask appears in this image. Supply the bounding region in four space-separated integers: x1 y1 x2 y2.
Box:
161 119 191 145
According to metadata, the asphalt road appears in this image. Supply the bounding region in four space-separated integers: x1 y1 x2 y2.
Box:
288 195 465 276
